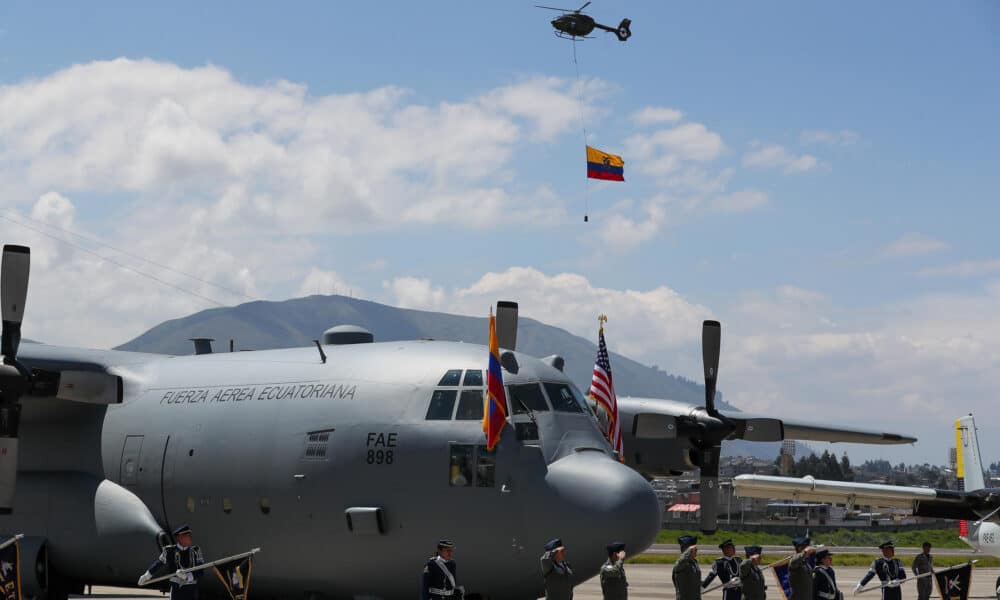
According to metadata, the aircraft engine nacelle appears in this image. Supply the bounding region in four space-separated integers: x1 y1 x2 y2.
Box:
18 536 49 597
0 472 164 585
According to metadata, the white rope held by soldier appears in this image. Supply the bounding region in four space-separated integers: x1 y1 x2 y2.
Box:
139 547 261 587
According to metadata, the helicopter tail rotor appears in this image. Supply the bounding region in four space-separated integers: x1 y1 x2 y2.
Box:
615 18 632 41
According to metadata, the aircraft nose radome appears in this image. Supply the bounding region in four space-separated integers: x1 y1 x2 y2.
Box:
544 452 661 556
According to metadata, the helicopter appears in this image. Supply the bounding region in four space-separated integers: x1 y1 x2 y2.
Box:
537 2 632 41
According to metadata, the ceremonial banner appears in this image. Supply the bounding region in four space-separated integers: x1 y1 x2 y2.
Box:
0 536 21 600
771 563 792 600
483 310 508 450
213 555 254 600
935 562 972 600
586 146 625 181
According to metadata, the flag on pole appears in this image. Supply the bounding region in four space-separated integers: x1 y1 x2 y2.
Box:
483 309 508 450
771 563 793 600
935 562 973 600
586 146 625 181
213 555 254 600
588 316 622 457
0 536 21 600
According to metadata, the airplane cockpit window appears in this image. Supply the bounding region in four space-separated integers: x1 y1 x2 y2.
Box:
544 382 585 414
449 444 474 486
463 369 483 386
449 444 495 487
508 383 549 414
438 370 463 386
455 390 485 420
426 390 458 420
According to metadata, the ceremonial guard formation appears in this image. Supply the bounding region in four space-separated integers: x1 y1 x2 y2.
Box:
137 524 205 600
788 536 816 600
813 550 841 600
541 538 575 600
739 546 767 600
422 540 462 600
673 535 702 600
911 542 933 600
703 539 742 600
856 541 906 600
600 542 629 600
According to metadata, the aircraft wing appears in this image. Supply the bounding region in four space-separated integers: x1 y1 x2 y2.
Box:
722 411 918 445
733 474 995 521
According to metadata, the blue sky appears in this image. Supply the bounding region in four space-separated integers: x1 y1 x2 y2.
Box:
0 2 998 464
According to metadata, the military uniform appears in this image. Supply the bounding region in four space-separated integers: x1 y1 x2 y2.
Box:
600 542 628 600
911 549 933 600
703 540 741 600
813 550 841 600
739 546 767 600
423 540 462 600
788 537 815 600
541 538 574 600
858 542 906 600
673 536 701 600
141 525 205 600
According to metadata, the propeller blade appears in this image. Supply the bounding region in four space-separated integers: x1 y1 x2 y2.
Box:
738 417 784 442
702 320 721 415
699 444 722 533
576 1 591 12
1 245 30 361
495 300 519 351
536 5 575 11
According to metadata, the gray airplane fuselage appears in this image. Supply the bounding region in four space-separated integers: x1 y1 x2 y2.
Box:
3 340 661 600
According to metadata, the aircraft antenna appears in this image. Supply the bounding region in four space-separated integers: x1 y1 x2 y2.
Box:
312 339 327 364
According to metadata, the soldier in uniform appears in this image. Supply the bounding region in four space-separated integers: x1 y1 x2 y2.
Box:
600 542 628 600
788 536 816 600
855 541 906 600
703 539 742 600
422 540 462 600
813 550 841 600
673 535 701 600
541 538 574 600
739 546 767 600
137 524 205 600
911 542 933 600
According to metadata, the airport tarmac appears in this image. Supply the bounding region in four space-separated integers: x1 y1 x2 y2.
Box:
73 566 1000 600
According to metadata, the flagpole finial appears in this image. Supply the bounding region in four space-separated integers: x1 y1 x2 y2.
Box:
598 314 608 330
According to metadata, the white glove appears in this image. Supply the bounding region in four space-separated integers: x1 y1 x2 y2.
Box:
853 583 863 595
886 580 901 588
175 570 194 584
725 578 742 589
137 571 152 586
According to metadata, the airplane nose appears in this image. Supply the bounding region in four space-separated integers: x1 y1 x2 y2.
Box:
543 452 661 558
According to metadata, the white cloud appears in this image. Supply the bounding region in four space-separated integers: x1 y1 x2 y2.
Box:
742 143 818 174
917 258 1000 278
800 129 860 145
384 266 713 362
596 199 669 252
626 122 726 178
0 59 593 234
878 233 949 259
631 106 683 126
297 268 358 297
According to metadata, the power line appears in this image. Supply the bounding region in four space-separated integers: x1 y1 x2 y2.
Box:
3 210 254 301
0 212 232 308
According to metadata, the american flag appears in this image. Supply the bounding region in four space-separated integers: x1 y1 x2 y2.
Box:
589 324 623 457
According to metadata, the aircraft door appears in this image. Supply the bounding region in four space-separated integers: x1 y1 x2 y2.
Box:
120 433 171 524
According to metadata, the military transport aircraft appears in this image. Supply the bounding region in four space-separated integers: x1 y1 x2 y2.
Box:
733 414 999 527
0 245 917 600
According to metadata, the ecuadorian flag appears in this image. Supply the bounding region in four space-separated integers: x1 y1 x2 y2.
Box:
586 145 625 181
483 310 508 451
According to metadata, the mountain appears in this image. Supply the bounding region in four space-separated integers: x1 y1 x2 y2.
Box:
115 294 729 410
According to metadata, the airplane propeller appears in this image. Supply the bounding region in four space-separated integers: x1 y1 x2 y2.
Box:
0 245 30 512
696 320 731 534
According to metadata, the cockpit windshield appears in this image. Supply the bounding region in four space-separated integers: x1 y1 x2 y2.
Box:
508 383 549 414
544 382 586 413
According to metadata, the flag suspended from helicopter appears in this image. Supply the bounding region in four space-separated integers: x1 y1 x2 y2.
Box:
586 145 624 182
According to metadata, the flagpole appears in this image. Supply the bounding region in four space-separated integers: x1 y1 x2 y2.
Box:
856 560 978 595
140 548 261 587
0 534 24 552
704 547 822 594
